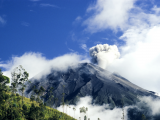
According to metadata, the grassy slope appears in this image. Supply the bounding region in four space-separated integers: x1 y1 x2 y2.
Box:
5 92 76 120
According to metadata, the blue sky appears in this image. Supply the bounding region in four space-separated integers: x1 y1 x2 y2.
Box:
1 0 160 94
0 0 124 61
0 0 157 60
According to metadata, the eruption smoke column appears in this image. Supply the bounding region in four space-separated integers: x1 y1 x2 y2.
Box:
89 44 120 69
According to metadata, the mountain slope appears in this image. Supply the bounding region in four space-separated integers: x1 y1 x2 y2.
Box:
25 63 156 108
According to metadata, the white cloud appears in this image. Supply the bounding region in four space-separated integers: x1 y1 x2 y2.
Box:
152 5 160 14
81 44 88 52
83 0 160 33
57 96 127 120
83 0 136 33
73 16 82 25
0 52 89 80
107 25 160 93
40 3 59 8
138 96 160 115
68 48 75 52
57 96 160 120
75 16 82 22
0 16 6 25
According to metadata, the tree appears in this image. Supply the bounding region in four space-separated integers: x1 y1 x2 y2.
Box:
22 104 27 110
84 115 87 120
66 100 69 114
62 85 65 113
11 65 29 105
79 106 88 119
121 99 125 120
0 69 10 86
0 68 10 119
69 106 71 116
11 67 19 94
30 94 35 103
73 107 76 118
54 97 58 108
61 96 65 113
0 68 10 95
48 87 54 107
29 103 37 120
10 82 17 96
142 114 146 120
34 86 45 105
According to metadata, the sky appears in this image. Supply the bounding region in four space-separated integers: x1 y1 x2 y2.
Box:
1 0 160 95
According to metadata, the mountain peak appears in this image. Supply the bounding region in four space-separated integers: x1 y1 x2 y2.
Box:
25 62 157 108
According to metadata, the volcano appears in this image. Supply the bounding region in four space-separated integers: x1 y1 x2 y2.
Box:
25 63 157 108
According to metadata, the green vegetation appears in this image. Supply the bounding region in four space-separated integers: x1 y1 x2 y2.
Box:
0 66 76 120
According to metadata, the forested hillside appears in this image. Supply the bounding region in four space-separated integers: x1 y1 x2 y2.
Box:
0 67 76 120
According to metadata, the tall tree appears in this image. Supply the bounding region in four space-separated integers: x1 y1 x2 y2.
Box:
30 94 36 103
62 85 65 113
142 114 146 120
79 106 88 120
34 86 45 105
0 68 10 93
84 115 87 120
66 100 69 114
11 65 29 105
69 106 71 116
0 68 10 119
48 87 54 107
73 107 76 118
54 97 58 108
121 99 125 120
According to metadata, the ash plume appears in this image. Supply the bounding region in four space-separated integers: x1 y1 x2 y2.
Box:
89 44 120 69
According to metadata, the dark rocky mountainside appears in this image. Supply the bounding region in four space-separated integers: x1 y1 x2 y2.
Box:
25 63 157 108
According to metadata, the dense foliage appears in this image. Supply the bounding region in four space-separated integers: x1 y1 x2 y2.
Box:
0 67 75 120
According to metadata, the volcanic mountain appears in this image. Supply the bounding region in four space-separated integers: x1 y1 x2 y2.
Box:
25 63 157 108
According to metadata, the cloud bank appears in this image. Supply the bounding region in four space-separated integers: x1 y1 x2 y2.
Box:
107 25 160 94
83 0 160 33
89 26 160 94
57 96 160 120
83 0 136 33
57 96 125 120
0 52 89 80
